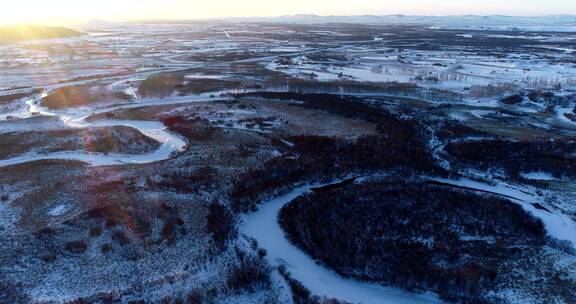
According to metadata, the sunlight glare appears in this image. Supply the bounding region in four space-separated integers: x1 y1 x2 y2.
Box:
0 0 574 25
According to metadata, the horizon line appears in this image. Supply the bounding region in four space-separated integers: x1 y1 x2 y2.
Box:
1 13 574 27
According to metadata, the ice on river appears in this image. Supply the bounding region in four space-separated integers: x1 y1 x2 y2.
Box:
242 181 445 304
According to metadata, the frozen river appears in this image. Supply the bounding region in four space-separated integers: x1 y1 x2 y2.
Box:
0 93 230 167
241 180 446 304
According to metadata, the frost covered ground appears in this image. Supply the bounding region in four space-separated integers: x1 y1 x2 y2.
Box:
241 180 446 304
0 19 575 303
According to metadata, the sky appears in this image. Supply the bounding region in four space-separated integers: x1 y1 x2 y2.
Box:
1 0 575 25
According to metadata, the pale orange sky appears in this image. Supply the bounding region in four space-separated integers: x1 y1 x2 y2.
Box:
1 0 575 25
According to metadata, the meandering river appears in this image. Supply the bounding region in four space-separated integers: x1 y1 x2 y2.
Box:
241 180 446 304
0 93 228 167
2 92 575 303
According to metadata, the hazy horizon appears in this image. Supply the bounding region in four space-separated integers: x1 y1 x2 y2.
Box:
1 0 575 26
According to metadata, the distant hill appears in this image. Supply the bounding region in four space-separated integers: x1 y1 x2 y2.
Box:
142 14 575 32
0 25 84 41
240 15 576 31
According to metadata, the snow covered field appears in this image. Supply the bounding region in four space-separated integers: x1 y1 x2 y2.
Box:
1 19 575 303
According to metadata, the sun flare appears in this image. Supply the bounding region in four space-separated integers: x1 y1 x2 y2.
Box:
1 0 574 25
0 0 575 302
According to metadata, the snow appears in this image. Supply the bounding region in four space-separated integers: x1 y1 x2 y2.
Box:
241 181 445 304
258 15 576 32
267 43 576 97
429 177 576 248
269 47 305 53
0 93 233 167
280 139 295 147
185 74 227 80
0 82 258 168
48 204 70 216
470 109 497 119
555 106 576 126
0 186 25 234
0 118 187 167
520 172 557 181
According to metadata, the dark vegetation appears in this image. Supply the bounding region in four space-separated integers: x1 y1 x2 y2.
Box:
162 116 217 142
0 89 42 105
138 72 252 98
278 266 351 304
175 78 246 95
237 116 277 129
436 120 495 141
138 74 182 99
158 203 186 246
175 51 269 63
153 166 217 194
230 93 440 212
446 139 576 178
279 180 546 303
42 84 131 109
88 181 201 244
0 126 160 159
498 91 576 107
0 275 29 303
259 79 464 102
79 126 159 154
206 203 236 250
245 92 401 125
226 248 271 292
64 240 88 254
500 94 524 105
527 90 575 106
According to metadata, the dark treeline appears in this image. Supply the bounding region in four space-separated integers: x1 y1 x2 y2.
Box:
276 92 427 142
231 134 435 212
0 89 42 105
250 79 465 102
279 180 546 303
207 203 237 251
0 274 29 303
152 166 217 194
278 266 351 304
436 121 495 141
226 247 271 293
499 90 576 107
526 90 575 107
236 92 425 136
230 93 442 212
446 139 576 178
236 92 386 119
